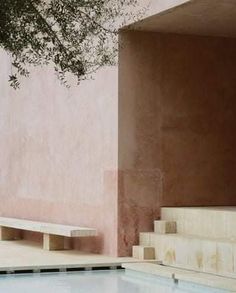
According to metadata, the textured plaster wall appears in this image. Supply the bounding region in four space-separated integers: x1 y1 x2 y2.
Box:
118 31 236 255
160 34 236 206
0 0 191 257
118 32 163 256
1 0 227 257
0 51 118 255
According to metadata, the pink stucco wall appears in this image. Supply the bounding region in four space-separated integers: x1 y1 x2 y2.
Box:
0 51 118 255
0 0 201 257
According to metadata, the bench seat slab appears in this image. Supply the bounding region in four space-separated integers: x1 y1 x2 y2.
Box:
0 217 97 237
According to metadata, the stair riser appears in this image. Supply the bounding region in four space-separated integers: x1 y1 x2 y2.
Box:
132 245 155 260
161 207 236 239
140 233 236 278
154 221 177 234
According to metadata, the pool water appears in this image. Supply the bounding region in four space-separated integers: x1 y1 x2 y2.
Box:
0 270 226 293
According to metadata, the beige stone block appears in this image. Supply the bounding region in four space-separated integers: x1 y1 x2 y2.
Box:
174 236 189 267
187 238 203 271
162 236 177 265
161 207 186 233
233 243 236 275
175 271 236 292
225 213 236 240
202 240 217 274
161 207 236 240
149 232 158 247
206 211 224 239
43 234 66 250
153 234 164 261
132 245 155 260
216 241 234 275
154 220 177 234
0 226 22 240
139 232 149 246
139 232 155 246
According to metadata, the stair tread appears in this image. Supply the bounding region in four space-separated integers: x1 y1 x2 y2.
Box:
133 245 154 247
162 206 236 212
160 207 236 240
140 231 236 242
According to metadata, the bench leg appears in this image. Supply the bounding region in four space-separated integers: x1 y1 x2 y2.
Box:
43 234 66 250
0 226 22 240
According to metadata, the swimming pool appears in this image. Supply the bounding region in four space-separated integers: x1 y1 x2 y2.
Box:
0 270 226 293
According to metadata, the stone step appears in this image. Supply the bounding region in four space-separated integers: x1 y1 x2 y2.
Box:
161 206 236 239
122 263 236 291
154 220 177 234
139 232 236 278
132 245 155 260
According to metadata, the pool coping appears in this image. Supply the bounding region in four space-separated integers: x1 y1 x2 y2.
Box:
122 263 236 291
0 265 124 275
0 260 159 275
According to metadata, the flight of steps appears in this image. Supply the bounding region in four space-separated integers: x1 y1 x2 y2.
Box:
132 207 236 278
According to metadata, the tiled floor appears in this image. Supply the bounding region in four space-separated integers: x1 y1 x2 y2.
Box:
0 240 148 271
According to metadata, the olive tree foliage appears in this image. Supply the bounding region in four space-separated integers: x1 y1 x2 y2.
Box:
0 0 141 88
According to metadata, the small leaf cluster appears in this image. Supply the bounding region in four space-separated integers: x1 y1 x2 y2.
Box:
0 0 139 88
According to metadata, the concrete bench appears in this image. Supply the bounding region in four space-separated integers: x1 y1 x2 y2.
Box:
0 217 97 250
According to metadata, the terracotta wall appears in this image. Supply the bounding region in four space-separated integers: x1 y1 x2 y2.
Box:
118 31 236 255
118 32 163 256
160 34 236 206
